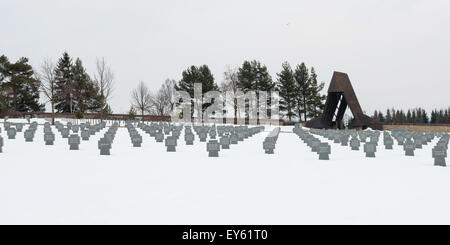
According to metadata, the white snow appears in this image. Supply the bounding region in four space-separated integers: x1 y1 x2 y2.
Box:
0 119 449 224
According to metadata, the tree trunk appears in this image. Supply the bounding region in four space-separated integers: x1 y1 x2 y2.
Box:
234 97 238 125
51 99 55 125
303 95 307 122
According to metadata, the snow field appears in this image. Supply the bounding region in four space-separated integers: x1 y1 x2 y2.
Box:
0 120 449 224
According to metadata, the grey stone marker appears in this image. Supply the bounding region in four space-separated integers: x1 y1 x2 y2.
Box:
414 138 423 149
209 130 216 139
237 132 245 141
131 135 142 147
99 138 111 155
185 133 194 145
72 125 79 133
81 130 90 141
230 134 238 144
432 146 447 167
360 134 367 143
44 133 55 145
7 128 16 139
403 139 415 156
311 140 320 153
384 137 394 150
340 135 349 146
333 134 340 144
44 126 52 134
155 132 164 142
16 123 23 132
364 143 376 158
164 127 171 135
172 130 181 139
4 122 10 130
219 136 230 149
68 134 81 150
263 140 276 154
24 130 34 142
199 132 207 142
318 143 331 160
370 136 378 146
0 135 3 153
350 137 360 151
89 127 96 135
61 128 70 138
165 137 177 152
207 140 220 157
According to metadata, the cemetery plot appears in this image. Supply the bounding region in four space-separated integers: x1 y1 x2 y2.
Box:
307 126 447 165
263 127 280 154
2 118 450 225
432 134 449 167
0 118 447 167
293 125 331 160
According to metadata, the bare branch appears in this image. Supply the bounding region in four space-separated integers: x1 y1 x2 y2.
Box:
94 57 115 108
131 81 152 116
37 58 56 101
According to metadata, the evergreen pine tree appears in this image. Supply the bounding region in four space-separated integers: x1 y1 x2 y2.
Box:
400 110 406 123
422 110 429 123
386 109 392 124
407 110 412 123
430 110 437 124
0 55 43 112
416 108 422 124
71 58 100 113
54 52 74 113
391 108 397 123
237 60 275 122
438 109 444 123
175 65 218 121
307 67 326 119
293 63 310 122
373 110 378 119
276 62 296 121
445 109 449 124
378 112 385 122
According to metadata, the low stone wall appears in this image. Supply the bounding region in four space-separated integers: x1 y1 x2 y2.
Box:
383 124 450 132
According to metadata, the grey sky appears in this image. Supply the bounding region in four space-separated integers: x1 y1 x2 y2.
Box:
1 0 449 114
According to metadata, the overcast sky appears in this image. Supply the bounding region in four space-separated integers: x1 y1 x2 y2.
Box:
1 0 449 114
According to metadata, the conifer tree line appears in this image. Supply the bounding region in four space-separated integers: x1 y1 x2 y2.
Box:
5 52 448 126
133 60 326 122
0 52 114 120
373 108 450 125
276 62 325 122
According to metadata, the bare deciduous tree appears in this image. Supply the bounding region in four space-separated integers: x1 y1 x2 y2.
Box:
94 57 114 111
161 78 176 113
150 89 167 116
131 81 152 116
220 66 240 124
36 58 56 124
149 79 176 116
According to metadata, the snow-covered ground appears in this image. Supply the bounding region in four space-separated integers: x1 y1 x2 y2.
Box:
0 118 449 225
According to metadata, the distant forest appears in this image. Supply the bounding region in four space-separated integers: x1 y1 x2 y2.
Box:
372 108 450 125
1 52 449 125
